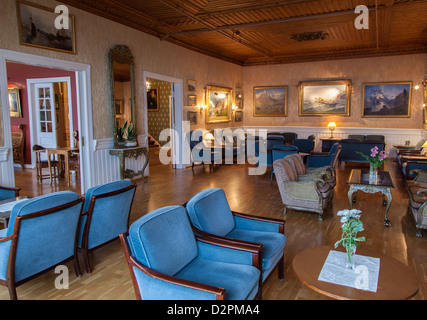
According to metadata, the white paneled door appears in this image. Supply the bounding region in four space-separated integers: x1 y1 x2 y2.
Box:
34 83 57 159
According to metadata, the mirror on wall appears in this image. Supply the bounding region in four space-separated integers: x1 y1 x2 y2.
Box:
108 45 137 148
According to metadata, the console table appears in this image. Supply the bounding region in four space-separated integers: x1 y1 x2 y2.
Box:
109 146 149 182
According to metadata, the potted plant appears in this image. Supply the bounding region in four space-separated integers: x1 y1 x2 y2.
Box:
116 121 128 146
125 122 138 147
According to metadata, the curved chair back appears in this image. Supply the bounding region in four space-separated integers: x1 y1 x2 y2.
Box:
292 139 314 153
285 154 306 175
129 205 197 276
348 135 365 141
366 135 385 143
1 191 83 299
185 188 234 237
272 145 298 162
78 180 136 273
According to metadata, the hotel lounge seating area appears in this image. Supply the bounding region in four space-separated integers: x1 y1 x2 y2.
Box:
1 0 427 302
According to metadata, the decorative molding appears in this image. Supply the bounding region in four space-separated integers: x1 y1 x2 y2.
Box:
0 147 9 162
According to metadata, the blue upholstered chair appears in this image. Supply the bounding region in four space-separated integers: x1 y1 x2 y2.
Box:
307 143 341 169
0 186 21 201
77 180 136 273
0 191 83 300
120 205 261 300
185 188 286 297
189 130 222 171
271 145 299 179
256 135 285 169
292 139 314 154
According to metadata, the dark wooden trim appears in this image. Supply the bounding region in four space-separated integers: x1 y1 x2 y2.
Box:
80 183 137 273
3 197 84 300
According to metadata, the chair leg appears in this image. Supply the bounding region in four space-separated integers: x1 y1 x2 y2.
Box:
278 256 284 281
80 245 92 273
7 281 18 300
73 253 82 278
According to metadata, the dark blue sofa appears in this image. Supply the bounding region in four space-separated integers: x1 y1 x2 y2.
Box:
339 140 385 164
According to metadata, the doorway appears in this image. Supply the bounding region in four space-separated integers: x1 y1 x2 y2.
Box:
143 71 184 170
0 49 93 193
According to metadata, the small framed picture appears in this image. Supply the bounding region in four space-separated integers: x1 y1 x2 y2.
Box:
187 80 196 92
9 88 22 118
188 111 197 125
147 87 159 111
235 110 242 122
188 95 197 107
114 99 124 115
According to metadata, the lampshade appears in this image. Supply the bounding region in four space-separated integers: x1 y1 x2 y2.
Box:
328 122 337 130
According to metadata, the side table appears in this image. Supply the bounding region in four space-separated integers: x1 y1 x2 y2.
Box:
109 146 149 182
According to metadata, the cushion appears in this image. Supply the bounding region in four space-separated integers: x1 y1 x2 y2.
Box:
186 188 235 237
174 256 260 300
226 228 286 273
129 206 197 276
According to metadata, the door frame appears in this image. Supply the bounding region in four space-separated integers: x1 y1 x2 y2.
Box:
27 77 74 167
143 71 185 169
0 49 93 193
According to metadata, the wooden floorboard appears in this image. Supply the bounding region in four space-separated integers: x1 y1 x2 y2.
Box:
2 160 426 300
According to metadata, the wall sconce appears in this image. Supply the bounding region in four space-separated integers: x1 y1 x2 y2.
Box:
146 81 151 92
198 104 206 114
232 104 238 112
327 122 336 138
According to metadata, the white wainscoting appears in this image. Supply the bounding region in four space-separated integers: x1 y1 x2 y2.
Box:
243 126 425 157
93 135 149 186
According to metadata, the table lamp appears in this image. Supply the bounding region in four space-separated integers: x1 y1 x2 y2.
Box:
327 122 336 138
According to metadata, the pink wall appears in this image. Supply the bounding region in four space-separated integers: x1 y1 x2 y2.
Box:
6 62 78 165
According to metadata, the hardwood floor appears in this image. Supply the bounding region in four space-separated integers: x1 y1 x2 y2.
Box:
2 159 426 300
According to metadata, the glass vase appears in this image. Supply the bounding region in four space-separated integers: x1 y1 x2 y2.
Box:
345 244 356 269
369 163 378 184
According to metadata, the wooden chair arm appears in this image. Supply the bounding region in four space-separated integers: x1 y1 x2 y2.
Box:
0 234 14 242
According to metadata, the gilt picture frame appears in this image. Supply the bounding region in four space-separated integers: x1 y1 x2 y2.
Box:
298 80 351 116
253 86 287 117
205 85 232 124
362 82 412 118
17 0 76 54
9 88 22 118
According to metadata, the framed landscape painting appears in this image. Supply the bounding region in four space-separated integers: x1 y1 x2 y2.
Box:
17 0 76 54
9 88 22 118
362 82 412 117
298 80 351 116
253 86 287 117
205 85 232 123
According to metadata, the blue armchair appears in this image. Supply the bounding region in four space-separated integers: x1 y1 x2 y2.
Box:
307 143 341 170
77 180 136 273
185 188 286 297
0 186 21 201
256 135 285 169
120 205 261 300
292 139 314 154
0 191 83 300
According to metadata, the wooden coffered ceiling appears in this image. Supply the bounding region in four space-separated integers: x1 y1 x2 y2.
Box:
61 0 427 66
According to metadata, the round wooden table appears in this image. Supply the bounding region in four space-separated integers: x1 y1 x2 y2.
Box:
292 246 420 300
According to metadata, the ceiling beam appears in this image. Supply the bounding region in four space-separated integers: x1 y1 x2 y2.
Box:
158 0 276 60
